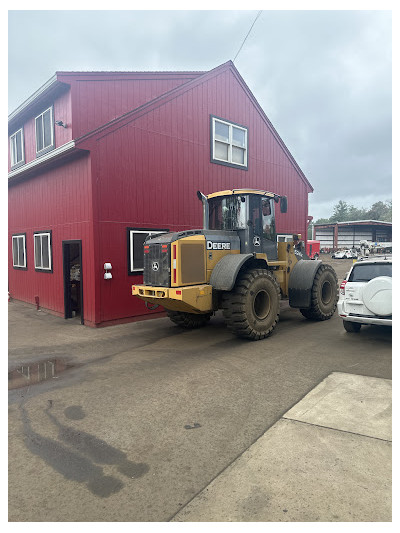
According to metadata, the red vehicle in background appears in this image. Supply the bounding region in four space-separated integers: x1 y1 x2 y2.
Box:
307 240 320 259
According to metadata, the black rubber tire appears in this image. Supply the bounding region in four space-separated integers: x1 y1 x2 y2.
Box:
167 310 211 329
299 263 338 320
221 269 280 340
343 320 361 333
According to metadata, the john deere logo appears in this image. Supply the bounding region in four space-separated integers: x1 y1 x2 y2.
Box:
152 262 159 272
206 241 231 250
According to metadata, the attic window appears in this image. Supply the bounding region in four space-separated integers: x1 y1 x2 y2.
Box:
211 116 248 170
10 128 25 168
35 107 55 156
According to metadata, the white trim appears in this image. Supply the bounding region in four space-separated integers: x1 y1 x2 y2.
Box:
8 75 58 123
12 234 26 268
10 128 25 167
8 141 76 180
34 232 52 270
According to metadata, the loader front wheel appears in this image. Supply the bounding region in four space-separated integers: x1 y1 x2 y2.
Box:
299 264 338 320
222 269 280 340
167 310 211 329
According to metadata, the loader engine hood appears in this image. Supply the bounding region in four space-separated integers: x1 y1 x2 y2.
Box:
143 229 240 288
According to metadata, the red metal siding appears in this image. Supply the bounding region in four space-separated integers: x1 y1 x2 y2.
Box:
8 154 97 324
60 72 201 139
84 68 310 324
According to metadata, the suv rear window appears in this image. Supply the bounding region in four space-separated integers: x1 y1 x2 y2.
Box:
348 263 392 282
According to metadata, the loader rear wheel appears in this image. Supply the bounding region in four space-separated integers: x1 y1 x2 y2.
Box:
167 310 211 329
299 264 338 320
222 269 280 340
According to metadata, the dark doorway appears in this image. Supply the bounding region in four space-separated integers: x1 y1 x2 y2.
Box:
63 241 83 324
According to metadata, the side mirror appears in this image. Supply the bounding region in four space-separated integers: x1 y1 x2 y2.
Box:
280 196 288 213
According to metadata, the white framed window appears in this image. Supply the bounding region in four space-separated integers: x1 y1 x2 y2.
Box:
128 229 167 273
211 116 248 169
10 128 25 168
34 232 52 271
277 235 293 242
35 107 55 155
12 234 27 269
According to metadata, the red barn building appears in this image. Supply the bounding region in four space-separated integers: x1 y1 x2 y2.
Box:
8 61 313 327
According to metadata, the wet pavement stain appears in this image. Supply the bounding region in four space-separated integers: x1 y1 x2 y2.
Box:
45 406 150 478
20 405 123 497
19 402 150 498
8 358 74 390
64 405 86 420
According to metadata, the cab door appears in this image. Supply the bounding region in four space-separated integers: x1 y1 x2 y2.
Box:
248 195 277 260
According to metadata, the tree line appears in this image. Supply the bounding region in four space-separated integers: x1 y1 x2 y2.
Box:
314 199 392 225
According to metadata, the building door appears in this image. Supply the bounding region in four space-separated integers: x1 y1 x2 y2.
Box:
63 241 83 324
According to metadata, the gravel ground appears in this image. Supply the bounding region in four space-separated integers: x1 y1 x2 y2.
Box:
319 253 356 282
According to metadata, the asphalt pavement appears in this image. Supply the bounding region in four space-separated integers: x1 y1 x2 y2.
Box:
8 255 392 522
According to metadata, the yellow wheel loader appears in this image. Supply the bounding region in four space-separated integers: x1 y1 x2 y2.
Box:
132 189 338 340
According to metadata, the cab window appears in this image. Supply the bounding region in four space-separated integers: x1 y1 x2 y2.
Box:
261 198 275 241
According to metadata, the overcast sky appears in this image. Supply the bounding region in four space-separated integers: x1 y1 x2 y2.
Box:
8 7 392 221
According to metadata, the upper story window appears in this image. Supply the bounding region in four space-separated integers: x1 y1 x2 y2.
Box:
35 106 55 156
10 128 25 168
211 116 248 170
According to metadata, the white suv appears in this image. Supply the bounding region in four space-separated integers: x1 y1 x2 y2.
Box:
337 256 392 332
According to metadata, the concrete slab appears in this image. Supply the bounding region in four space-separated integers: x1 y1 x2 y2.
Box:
172 419 391 522
172 373 392 522
284 372 392 441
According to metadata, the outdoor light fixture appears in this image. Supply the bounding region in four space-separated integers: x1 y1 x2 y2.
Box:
55 120 67 128
104 262 112 280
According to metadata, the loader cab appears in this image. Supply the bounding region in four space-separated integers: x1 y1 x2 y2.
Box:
206 191 284 260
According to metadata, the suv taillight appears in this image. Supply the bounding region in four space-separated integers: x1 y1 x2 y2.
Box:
340 280 347 295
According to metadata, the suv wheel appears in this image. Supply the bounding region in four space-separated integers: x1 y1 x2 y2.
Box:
343 320 361 333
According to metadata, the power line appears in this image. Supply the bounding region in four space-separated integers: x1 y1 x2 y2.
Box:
233 11 262 63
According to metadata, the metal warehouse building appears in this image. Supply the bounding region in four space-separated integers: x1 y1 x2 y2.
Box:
313 220 392 250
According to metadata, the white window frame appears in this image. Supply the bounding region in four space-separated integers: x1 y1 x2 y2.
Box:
10 128 25 168
277 234 293 242
12 234 27 268
211 116 248 168
34 232 52 271
35 106 54 155
129 230 167 273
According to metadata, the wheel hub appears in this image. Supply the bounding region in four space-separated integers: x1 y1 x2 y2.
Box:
253 289 271 320
321 280 332 305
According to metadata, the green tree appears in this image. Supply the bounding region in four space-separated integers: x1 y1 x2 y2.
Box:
329 200 349 222
366 200 392 221
347 205 367 221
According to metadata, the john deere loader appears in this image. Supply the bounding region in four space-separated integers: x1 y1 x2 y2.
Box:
132 189 338 340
